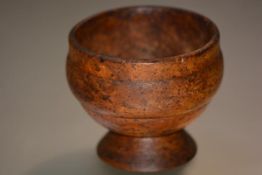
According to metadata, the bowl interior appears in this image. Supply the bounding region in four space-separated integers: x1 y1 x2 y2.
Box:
73 6 217 61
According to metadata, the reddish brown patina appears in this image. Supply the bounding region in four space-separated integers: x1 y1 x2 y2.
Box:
66 6 223 172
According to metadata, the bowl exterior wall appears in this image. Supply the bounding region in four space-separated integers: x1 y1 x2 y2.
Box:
67 41 223 136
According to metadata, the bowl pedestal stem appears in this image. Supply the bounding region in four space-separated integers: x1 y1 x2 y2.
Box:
97 130 196 172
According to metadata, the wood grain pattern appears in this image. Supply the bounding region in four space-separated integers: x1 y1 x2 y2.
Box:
66 6 223 172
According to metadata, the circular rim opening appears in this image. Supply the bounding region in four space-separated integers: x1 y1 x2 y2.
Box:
69 5 220 63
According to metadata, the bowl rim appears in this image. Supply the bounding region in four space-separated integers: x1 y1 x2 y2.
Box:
69 5 220 63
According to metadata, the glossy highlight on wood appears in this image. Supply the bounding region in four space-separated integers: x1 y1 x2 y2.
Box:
66 5 223 172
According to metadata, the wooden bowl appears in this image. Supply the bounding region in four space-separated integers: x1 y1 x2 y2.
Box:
66 6 223 172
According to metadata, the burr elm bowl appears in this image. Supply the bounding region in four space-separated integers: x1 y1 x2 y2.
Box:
66 6 223 172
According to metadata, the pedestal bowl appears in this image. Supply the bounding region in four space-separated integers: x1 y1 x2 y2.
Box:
66 6 223 172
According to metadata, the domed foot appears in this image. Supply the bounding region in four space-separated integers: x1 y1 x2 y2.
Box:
97 130 196 172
